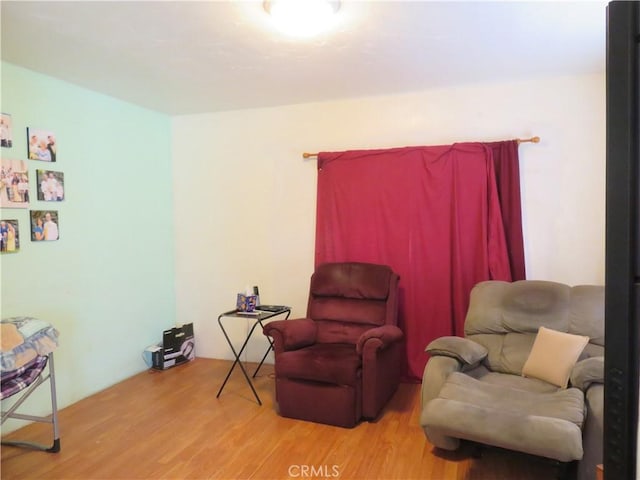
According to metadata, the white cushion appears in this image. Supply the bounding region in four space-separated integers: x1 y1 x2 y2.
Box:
522 326 589 388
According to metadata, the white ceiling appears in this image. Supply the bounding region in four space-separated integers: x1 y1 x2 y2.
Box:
1 1 607 115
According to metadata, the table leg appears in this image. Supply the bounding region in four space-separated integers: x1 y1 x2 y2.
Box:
216 315 263 405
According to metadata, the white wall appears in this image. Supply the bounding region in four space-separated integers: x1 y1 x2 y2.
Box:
172 73 605 362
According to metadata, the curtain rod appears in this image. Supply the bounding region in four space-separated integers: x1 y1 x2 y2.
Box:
302 136 541 159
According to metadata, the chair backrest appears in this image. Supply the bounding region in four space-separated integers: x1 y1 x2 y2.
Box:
464 280 604 375
307 262 400 344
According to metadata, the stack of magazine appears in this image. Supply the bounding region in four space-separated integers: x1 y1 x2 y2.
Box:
236 305 286 315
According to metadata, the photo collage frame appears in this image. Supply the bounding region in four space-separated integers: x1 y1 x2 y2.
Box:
1 114 63 253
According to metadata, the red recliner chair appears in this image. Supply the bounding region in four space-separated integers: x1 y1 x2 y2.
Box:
263 262 403 428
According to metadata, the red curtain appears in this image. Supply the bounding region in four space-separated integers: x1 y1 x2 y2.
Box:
486 140 526 280
315 142 523 381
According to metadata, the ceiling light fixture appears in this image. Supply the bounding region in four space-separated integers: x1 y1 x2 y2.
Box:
264 0 341 37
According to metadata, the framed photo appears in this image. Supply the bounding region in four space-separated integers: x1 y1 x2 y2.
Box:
0 219 20 254
30 210 59 242
1 113 13 148
36 170 65 202
0 158 30 208
27 127 56 162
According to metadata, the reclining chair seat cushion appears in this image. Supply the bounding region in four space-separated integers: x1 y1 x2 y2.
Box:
466 366 560 394
275 343 361 385
422 372 585 462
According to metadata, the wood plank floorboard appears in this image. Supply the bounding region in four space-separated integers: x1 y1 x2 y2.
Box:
1 358 559 479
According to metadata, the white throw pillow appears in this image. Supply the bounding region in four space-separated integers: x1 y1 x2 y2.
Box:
522 326 589 388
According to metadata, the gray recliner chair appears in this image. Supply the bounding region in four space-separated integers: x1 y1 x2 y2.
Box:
420 280 603 479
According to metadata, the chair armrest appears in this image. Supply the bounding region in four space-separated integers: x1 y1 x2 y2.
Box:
425 336 488 366
356 325 403 354
421 356 465 410
570 356 604 392
262 318 317 352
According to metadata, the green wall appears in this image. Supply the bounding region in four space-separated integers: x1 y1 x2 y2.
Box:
0 62 175 427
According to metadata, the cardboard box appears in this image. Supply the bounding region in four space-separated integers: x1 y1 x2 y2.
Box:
152 323 195 370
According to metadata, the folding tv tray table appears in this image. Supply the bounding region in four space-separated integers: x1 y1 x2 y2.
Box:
216 306 290 405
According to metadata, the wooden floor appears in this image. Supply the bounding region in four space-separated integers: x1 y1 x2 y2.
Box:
1 358 559 479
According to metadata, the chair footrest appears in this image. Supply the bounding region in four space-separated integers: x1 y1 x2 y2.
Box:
422 373 585 462
276 378 360 428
